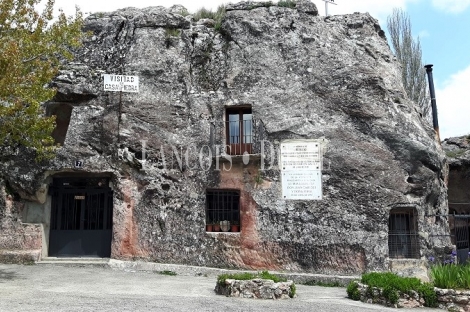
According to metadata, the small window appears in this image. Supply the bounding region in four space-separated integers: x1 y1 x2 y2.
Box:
388 208 419 259
226 106 252 155
47 103 73 145
206 189 240 232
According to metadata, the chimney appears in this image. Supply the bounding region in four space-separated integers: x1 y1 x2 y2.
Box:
424 64 440 142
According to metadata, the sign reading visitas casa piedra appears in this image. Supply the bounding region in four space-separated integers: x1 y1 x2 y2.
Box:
103 74 139 93
280 139 323 200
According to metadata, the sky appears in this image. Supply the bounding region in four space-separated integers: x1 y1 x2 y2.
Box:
50 0 470 140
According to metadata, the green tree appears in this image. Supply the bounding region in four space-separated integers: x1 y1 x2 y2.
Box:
387 8 430 120
0 0 83 160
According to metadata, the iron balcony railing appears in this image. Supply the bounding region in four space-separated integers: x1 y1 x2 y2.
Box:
210 118 267 156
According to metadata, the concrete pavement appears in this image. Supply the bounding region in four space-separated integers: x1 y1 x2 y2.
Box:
0 263 441 312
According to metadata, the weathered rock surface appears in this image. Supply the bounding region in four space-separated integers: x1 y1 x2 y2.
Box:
0 0 450 273
442 136 470 167
215 278 295 299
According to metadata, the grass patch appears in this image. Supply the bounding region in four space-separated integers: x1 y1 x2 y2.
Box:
277 0 296 8
302 280 342 287
431 263 470 289
165 28 181 38
446 149 466 158
157 270 177 276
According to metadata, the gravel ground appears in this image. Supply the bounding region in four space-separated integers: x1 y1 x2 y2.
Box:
0 264 442 312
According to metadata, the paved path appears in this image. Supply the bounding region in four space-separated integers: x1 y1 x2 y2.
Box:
0 264 441 312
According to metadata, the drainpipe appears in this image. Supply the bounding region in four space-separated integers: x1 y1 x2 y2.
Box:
424 64 440 142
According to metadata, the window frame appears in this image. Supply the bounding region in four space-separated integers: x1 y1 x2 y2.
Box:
388 207 420 259
225 106 253 155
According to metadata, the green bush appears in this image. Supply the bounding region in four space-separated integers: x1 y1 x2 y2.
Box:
289 283 296 298
346 281 361 301
361 272 422 293
259 270 287 283
359 272 437 307
277 0 296 8
193 5 226 31
417 283 438 308
382 285 399 304
217 272 257 284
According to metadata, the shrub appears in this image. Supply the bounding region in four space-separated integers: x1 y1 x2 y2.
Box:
417 283 438 308
259 270 287 283
277 0 296 8
217 272 256 284
193 5 226 31
289 283 296 298
346 281 361 301
382 285 399 304
360 272 438 307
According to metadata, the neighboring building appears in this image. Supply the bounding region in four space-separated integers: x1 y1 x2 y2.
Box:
0 1 452 275
442 137 470 263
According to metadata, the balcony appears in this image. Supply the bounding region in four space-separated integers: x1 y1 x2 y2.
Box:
210 118 267 156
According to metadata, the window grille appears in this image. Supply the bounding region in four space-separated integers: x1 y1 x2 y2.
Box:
206 189 240 232
388 208 420 259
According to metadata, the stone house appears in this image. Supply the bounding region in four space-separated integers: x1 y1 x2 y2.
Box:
0 1 453 275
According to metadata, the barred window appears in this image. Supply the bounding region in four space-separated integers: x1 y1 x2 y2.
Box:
388 208 419 259
206 189 240 232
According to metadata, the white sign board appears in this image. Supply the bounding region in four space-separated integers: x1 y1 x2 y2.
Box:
103 74 139 93
280 142 321 170
280 140 323 200
282 171 322 200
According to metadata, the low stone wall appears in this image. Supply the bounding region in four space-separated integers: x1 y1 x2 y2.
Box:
436 288 470 312
354 282 470 311
215 278 295 299
354 282 425 308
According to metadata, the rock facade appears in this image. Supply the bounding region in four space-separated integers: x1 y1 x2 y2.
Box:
215 278 295 299
0 0 451 274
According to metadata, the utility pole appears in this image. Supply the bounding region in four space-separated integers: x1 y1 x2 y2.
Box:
322 0 337 16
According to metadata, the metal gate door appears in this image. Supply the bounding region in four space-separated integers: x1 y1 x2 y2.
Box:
453 215 470 263
49 177 113 257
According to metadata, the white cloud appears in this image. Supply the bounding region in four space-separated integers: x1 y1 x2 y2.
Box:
432 0 470 14
435 64 470 139
417 30 430 39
